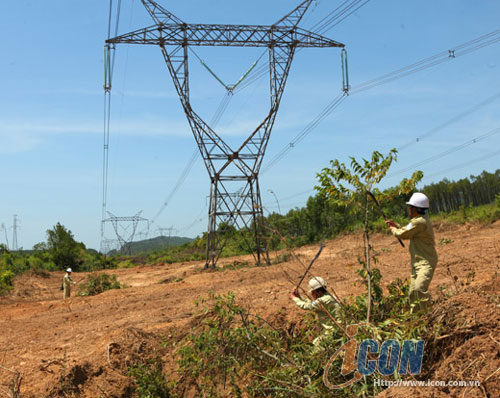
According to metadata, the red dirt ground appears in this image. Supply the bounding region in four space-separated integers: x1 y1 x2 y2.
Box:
1 221 499 397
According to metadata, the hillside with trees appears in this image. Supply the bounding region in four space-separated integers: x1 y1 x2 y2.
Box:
108 235 193 256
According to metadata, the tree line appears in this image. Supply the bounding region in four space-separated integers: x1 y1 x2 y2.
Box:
423 169 500 213
262 168 500 248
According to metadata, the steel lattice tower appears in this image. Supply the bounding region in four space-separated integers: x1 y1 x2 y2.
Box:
12 215 19 251
107 0 345 268
102 212 149 255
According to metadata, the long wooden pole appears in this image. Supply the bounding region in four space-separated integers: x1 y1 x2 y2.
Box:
366 190 405 248
295 242 324 290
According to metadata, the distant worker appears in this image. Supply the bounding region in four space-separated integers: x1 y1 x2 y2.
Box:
290 277 340 351
385 192 438 313
63 268 76 299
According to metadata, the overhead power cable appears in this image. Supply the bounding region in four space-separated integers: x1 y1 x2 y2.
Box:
280 188 315 202
176 204 208 236
266 86 500 204
235 0 372 93
397 90 500 151
262 92 347 173
150 149 199 224
311 0 372 35
262 27 500 172
387 126 500 179
211 91 233 128
101 0 123 250
351 28 500 94
422 148 500 181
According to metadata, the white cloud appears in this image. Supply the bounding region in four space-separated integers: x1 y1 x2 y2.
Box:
0 105 325 154
53 88 179 99
0 132 41 153
0 118 193 153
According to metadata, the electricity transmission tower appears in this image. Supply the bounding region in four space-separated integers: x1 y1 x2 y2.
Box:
100 238 120 254
12 215 19 251
157 226 176 249
102 212 149 255
0 223 9 249
107 0 345 268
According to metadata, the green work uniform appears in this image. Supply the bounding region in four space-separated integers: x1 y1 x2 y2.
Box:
391 215 438 312
293 294 339 350
63 274 76 299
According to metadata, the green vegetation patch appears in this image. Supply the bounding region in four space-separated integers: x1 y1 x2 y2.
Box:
79 272 122 296
128 359 173 398
0 269 14 295
174 279 424 398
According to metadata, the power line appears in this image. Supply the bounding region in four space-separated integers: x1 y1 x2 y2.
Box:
149 149 199 225
397 90 500 151
238 25 500 203
176 205 208 236
351 29 500 94
280 188 315 202
309 0 353 32
387 126 500 179
312 0 372 35
101 0 123 252
262 27 500 172
422 149 500 181
235 0 373 93
262 92 347 172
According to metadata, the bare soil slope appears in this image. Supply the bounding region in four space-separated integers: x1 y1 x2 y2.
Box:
1 221 499 397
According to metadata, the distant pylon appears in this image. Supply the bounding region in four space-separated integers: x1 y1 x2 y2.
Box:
12 215 19 251
1 223 9 249
102 211 149 255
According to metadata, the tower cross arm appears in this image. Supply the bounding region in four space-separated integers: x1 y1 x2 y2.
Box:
107 24 344 48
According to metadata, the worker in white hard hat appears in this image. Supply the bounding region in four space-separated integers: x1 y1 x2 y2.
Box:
385 192 438 313
290 276 340 351
62 268 76 299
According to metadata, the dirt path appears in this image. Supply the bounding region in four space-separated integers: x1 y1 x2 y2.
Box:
1 221 499 396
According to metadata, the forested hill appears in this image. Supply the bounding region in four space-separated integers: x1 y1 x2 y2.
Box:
109 236 193 255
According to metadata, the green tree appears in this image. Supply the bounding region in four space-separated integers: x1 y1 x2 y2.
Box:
46 223 85 271
0 244 9 254
315 149 422 322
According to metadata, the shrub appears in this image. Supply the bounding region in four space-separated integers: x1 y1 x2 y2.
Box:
79 273 122 296
272 252 291 264
128 359 172 398
0 269 14 295
438 237 453 245
117 259 136 269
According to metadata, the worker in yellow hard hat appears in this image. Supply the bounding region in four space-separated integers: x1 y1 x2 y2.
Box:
386 192 438 313
290 276 340 351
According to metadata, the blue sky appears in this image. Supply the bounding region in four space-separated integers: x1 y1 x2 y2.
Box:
1 0 499 250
